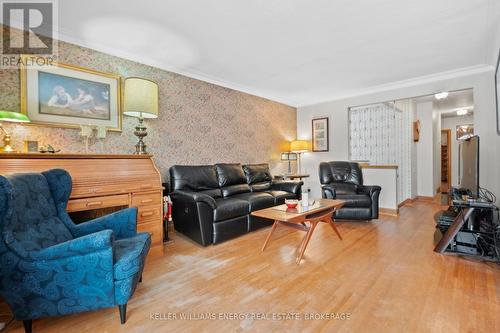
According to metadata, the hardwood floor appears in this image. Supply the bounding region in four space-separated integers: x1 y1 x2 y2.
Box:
3 201 500 332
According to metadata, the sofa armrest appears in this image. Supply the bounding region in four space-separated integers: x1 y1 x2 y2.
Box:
31 229 114 260
271 180 303 196
170 190 217 209
170 190 216 246
357 185 381 196
358 185 382 219
72 207 137 239
321 184 337 199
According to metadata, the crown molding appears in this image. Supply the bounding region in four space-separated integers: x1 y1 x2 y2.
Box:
3 22 495 109
0 20 296 107
53 29 296 107
297 64 495 108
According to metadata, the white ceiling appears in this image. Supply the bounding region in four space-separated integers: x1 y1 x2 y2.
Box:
29 0 500 106
412 89 474 118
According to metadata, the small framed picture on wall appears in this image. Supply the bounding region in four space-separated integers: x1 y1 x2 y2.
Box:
312 117 329 152
456 124 474 140
23 140 39 152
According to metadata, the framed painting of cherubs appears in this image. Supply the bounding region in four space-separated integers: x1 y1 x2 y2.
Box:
20 56 122 131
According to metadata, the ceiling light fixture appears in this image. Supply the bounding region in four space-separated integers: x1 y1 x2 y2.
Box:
435 92 449 100
456 109 468 116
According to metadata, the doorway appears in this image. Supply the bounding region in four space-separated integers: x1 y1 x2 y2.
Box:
440 129 451 193
345 88 474 206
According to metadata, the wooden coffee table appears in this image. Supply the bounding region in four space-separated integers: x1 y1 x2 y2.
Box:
251 198 345 264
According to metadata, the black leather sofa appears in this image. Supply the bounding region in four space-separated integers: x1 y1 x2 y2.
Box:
319 161 381 220
170 163 302 246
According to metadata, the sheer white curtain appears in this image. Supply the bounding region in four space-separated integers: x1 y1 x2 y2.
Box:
349 103 401 165
349 102 411 203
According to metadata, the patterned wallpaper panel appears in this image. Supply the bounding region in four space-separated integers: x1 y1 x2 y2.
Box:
0 28 297 181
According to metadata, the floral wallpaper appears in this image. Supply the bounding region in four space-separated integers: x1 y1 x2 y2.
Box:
0 27 297 180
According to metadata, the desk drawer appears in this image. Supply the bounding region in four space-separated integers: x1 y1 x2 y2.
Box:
71 181 160 198
137 220 162 246
137 205 162 223
132 191 162 207
67 194 129 212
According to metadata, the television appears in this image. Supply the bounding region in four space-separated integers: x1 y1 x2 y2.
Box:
496 48 500 135
458 135 479 198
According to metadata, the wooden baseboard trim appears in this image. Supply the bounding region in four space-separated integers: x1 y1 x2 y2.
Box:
146 245 164 258
398 198 416 208
416 196 434 202
380 208 399 216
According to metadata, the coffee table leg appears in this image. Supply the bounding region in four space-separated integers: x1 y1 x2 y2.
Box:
261 220 279 252
296 221 318 264
327 216 342 240
297 226 308 254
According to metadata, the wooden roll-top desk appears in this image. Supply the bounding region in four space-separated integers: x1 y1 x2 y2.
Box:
0 153 164 256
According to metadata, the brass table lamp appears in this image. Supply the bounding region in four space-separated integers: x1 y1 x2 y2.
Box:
123 77 159 154
280 152 297 174
290 140 311 174
0 110 30 153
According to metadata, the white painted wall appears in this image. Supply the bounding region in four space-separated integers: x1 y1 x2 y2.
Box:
441 114 474 187
416 102 435 197
432 107 442 194
363 168 398 210
297 69 500 203
410 100 419 198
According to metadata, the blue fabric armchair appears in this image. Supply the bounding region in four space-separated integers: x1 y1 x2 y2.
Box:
0 169 151 333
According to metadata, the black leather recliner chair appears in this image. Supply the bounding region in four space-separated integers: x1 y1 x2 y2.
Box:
319 161 381 220
170 163 302 246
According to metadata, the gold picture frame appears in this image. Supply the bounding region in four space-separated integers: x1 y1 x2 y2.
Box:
20 55 122 131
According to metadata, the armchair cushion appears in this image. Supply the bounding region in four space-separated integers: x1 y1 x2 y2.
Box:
5 173 73 255
215 163 251 197
31 229 114 260
319 161 363 185
242 163 272 183
329 182 358 195
321 184 336 199
72 208 137 240
336 194 372 208
213 198 249 221
113 232 151 280
42 169 72 214
170 165 221 198
231 192 275 212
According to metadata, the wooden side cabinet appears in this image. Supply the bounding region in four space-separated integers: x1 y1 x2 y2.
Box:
0 153 164 256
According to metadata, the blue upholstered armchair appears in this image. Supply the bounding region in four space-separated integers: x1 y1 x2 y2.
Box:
0 169 151 333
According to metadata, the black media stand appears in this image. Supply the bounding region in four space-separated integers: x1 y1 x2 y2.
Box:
434 199 498 258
